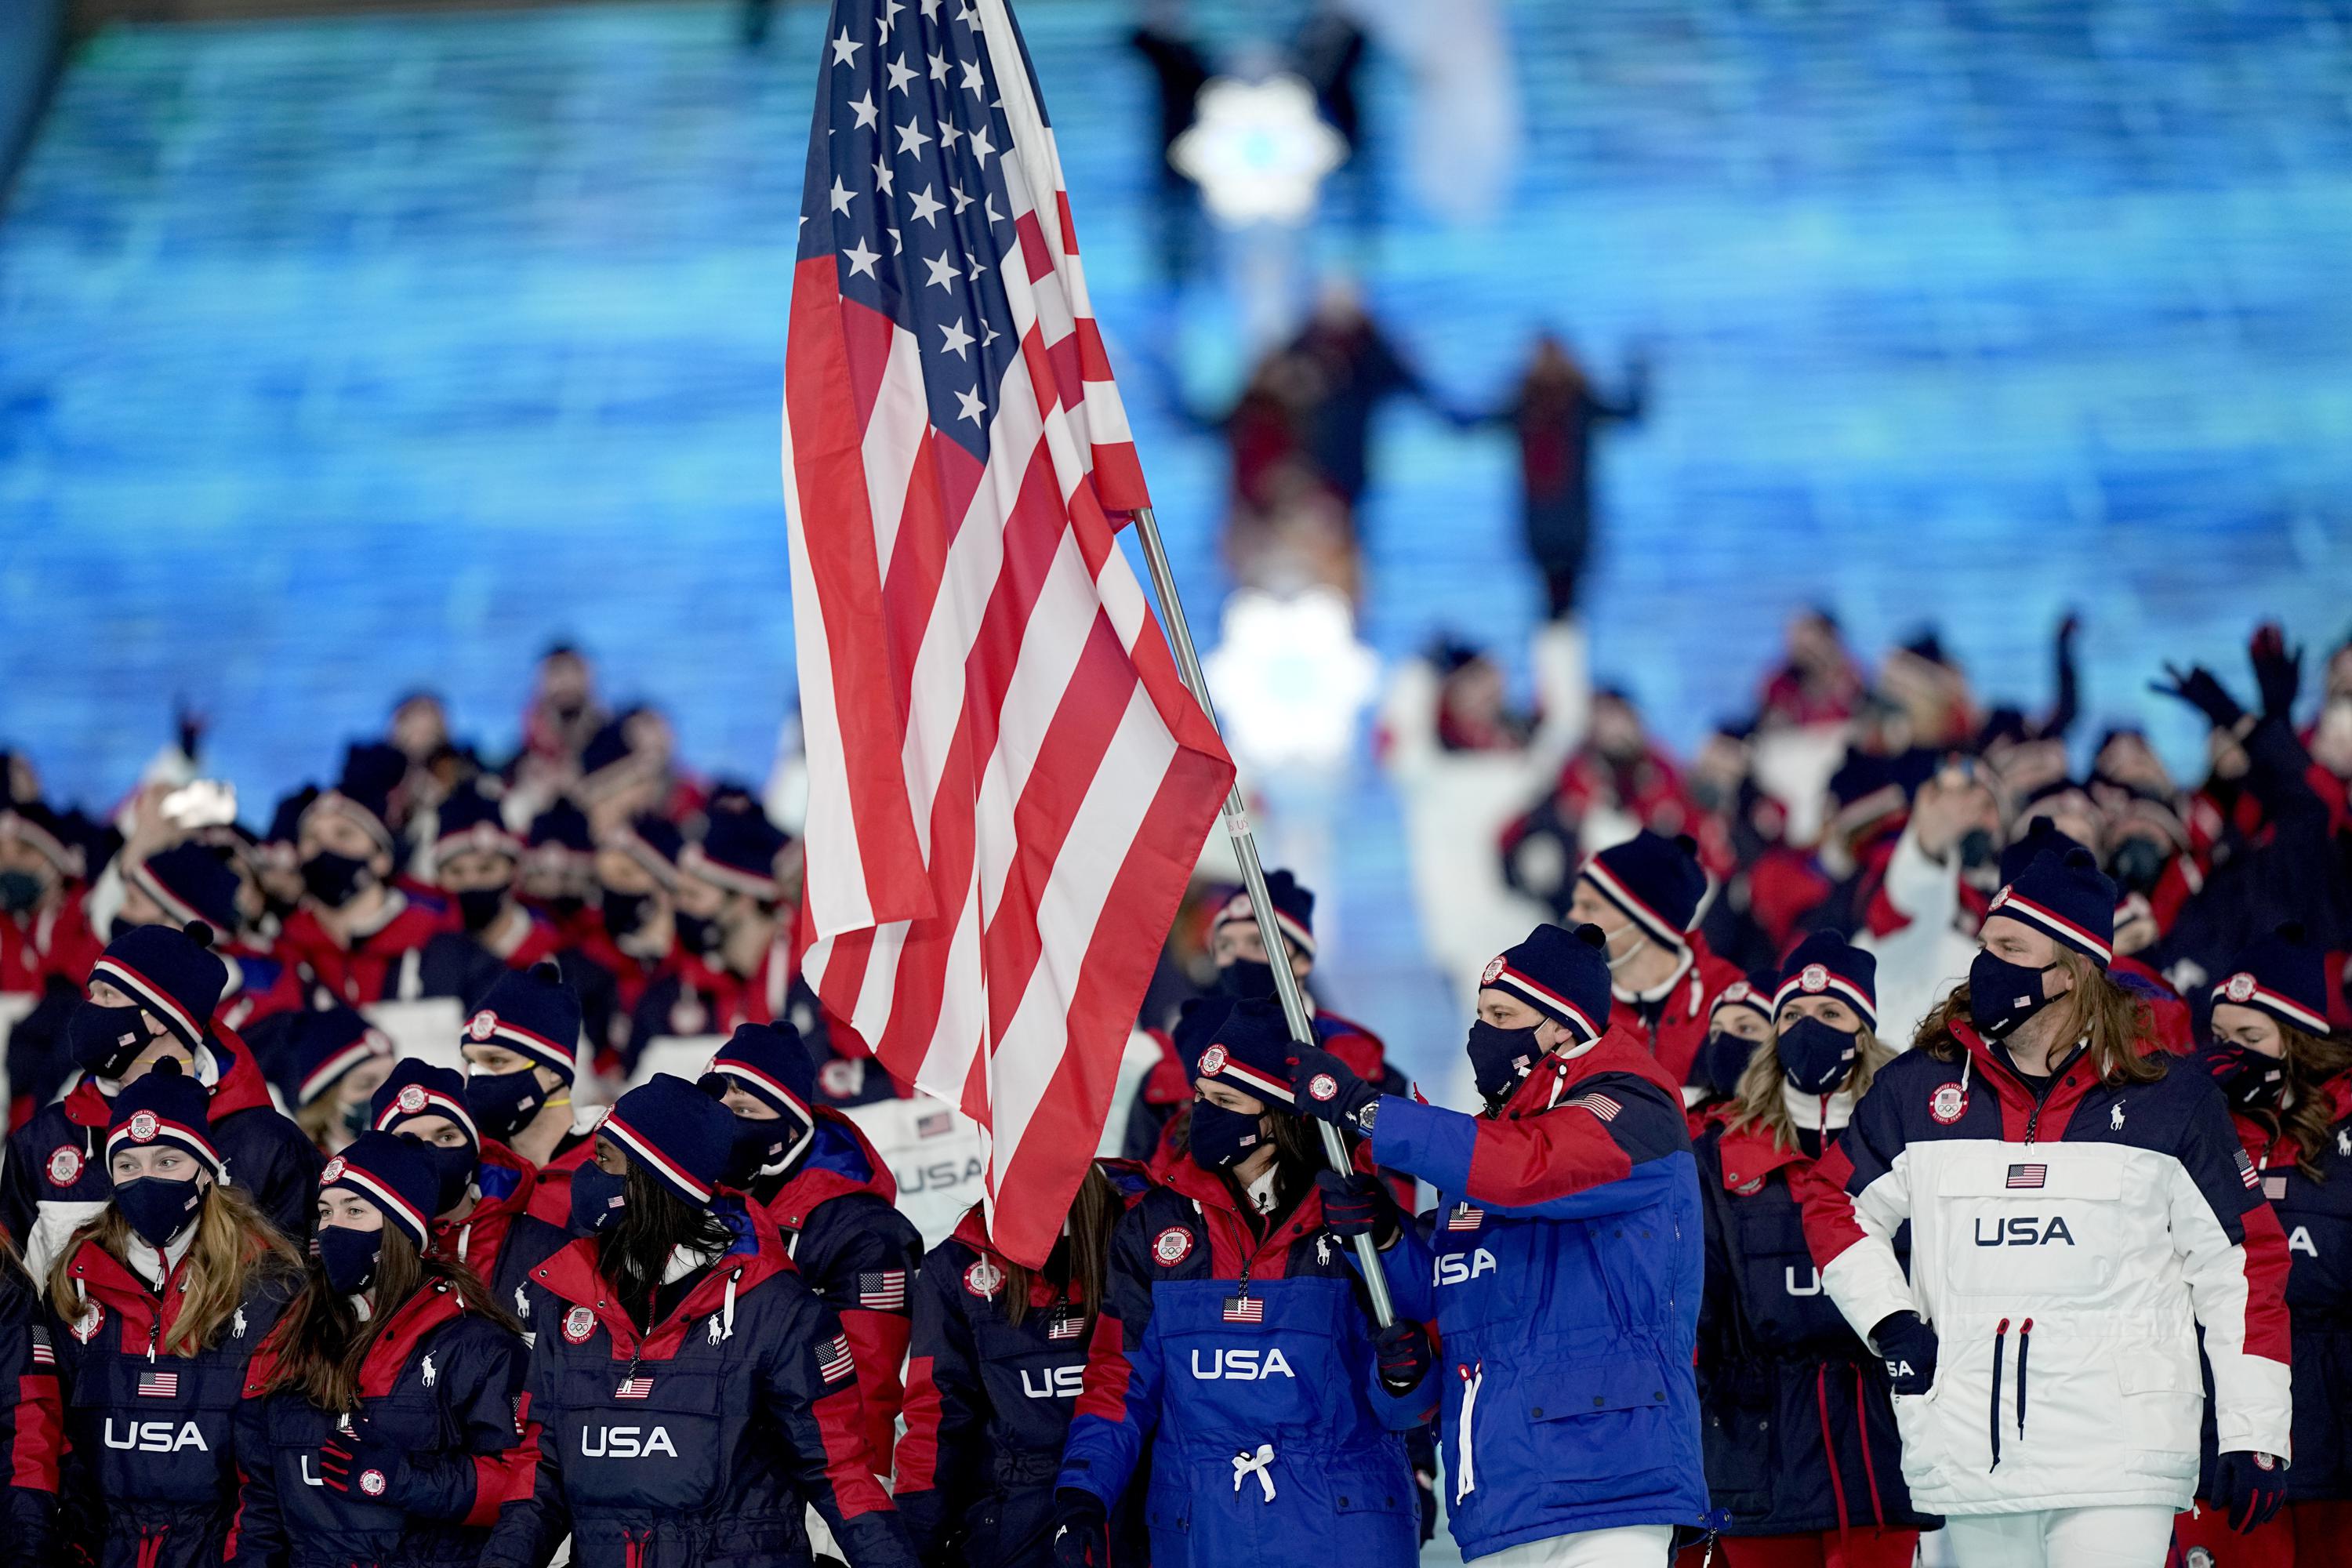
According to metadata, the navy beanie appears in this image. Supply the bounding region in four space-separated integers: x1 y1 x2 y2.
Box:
307 742 406 855
609 813 685 889
686 808 789 900
434 781 518 862
600 1074 741 1207
1711 970 1777 1031
2212 926 2332 1036
1192 997 1298 1107
1480 924 1612 1043
1582 829 1707 950
463 961 581 1076
527 798 595 865
1212 870 1316 959
1987 847 2116 967
320 1131 439 1250
125 843 243 935
706 1022 818 1124
283 1006 394 1109
93 922 228 1053
107 1061 223 1181
372 1058 481 1152
1998 816 2087 890
1771 933 1879 1034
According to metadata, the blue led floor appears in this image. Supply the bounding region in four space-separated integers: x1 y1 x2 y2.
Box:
4 0 2352 1082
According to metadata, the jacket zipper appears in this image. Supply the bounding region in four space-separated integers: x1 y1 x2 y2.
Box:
1987 1318 2009 1471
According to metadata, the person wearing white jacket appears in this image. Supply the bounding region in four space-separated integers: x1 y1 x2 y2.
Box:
1857 763 2002 1050
1796 845 2293 1568
1377 617 1588 1010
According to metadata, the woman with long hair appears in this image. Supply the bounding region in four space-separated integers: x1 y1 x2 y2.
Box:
271 1006 395 1156
1797 846 2294 1566
480 1075 917 1568
895 1158 1153 1566
226 1132 533 1568
47 1063 303 1568
2173 927 2352 1565
1054 997 1428 1568
1 1229 61 1558
1693 935 1935 1567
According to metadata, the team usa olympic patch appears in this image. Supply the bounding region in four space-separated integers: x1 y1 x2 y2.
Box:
963 1260 1005 1298
562 1306 597 1345
2224 972 2258 1003
1929 1083 1968 1124
127 1111 160 1142
397 1084 429 1114
467 1011 498 1042
1196 1045 1229 1077
70 1301 105 1344
1481 956 1506 985
1799 964 1829 993
1152 1227 1194 1266
1308 1074 1338 1102
320 1156 347 1183
45 1145 82 1185
360 1469 388 1497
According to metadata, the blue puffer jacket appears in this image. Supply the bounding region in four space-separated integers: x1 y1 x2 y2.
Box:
1058 1156 1425 1568
1366 1025 1708 1559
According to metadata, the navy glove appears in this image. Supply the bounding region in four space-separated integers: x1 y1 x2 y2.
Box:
2153 663 2246 731
1871 1311 1938 1396
1374 1320 1435 1394
1051 1487 1109 1568
2212 1450 2290 1534
317 1434 404 1502
2250 623 2303 721
1290 1043 1379 1132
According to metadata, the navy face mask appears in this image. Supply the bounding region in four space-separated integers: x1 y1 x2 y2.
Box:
1215 960 1277 1000
1692 1028 1759 1101
300 850 373 909
454 887 507 935
315 1223 383 1296
673 912 720 956
114 1175 204 1250
2202 1040 2286 1113
69 1001 154 1077
1776 1017 1860 1096
401 1135 477 1215
1967 950 2060 1042
464 1066 548 1142
1466 1021 1544 1106
569 1163 630 1235
601 890 651 942
1187 1102 1267 1171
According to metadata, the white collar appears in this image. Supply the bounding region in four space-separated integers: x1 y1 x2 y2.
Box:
1243 1166 1280 1216
1781 1080 1856 1133
125 1224 198 1289
1613 947 1694 1007
662 1240 721 1285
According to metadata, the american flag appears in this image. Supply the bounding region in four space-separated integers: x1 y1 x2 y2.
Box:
2005 1163 2048 1189
1222 1295 1265 1324
1446 1203 1485 1232
784 0 1233 1269
1568 1093 1622 1123
817 1333 858 1385
615 1376 655 1399
137 1369 179 1398
1047 1309 1084 1340
29 1326 53 1367
859 1270 909 1310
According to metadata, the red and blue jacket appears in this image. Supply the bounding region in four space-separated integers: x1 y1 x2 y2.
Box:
746 1109 924 1475
1693 1119 1935 1539
481 1198 916 1568
1058 1156 1424 1568
425 1141 541 1297
1362 1024 1708 1557
277 899 453 1008
49 1236 296 1568
227 1277 535 1568
895 1161 1153 1566
1 1259 61 1559
2 1029 322 1279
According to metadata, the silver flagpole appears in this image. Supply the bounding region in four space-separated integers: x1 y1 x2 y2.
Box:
1127 503 1396 1327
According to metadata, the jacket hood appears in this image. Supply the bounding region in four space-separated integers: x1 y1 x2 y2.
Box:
59 1021 272 1127
1497 1021 1684 1120
1711 1118 1813 1191
763 1108 895 1229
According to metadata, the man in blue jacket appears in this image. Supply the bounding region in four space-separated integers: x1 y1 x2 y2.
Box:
1293 921 1707 1566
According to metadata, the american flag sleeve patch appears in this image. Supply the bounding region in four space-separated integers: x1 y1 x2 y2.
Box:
30 1325 53 1366
858 1270 909 1311
817 1333 858 1385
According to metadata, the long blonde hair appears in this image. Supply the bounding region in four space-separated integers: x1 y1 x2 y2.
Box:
50 1182 303 1356
1919 949 2169 1087
1722 1025 1897 1152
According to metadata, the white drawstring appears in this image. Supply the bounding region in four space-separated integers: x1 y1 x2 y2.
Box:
456 1222 472 1264
719 1269 739 1341
1232 1443 1276 1502
1454 1362 1483 1504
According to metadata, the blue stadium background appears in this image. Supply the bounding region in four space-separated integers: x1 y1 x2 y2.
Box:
4 0 2351 1068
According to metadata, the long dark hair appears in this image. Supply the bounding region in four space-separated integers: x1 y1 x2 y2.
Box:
1919 952 2169 1087
2249 1025 2352 1181
1000 1163 1120 1328
1163 1102 1323 1213
257 1225 516 1411
597 1160 736 1331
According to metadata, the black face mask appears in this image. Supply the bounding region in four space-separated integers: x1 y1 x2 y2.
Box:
1466 1021 1544 1106
1967 950 2060 1043
69 1001 155 1078
1956 828 1998 871
405 1137 478 1214
2110 837 2168 895
601 890 651 942
2203 1040 2287 1113
1215 959 1277 1000
1776 1017 1860 1096
114 1175 204 1250
453 886 508 934
315 1223 383 1295
1188 1102 1266 1171
673 912 720 956
0 869 43 915
728 1109 808 1181
465 1065 548 1142
1692 1027 1759 1101
568 1163 629 1235
300 849 374 909
541 893 586 925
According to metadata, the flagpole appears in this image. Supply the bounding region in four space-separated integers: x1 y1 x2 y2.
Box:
1127 504 1396 1328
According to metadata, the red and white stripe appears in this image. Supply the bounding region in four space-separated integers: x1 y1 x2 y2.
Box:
599 1113 714 1204
1215 892 1313 958
299 1034 393 1107
1987 887 2113 964
783 0 1232 1269
1486 962 1602 1043
1203 1054 1295 1107
485 1016 575 1077
2212 976 2329 1034
710 1054 816 1125
92 956 203 1047
105 1112 222 1175
373 1085 478 1147
1581 858 1689 951
126 858 211 930
1770 970 1878 1033
324 1160 431 1243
